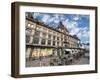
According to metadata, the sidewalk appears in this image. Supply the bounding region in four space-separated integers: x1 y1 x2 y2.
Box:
72 56 89 65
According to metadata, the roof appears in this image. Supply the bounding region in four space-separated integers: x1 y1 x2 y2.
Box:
72 35 80 40
57 21 69 33
26 17 80 40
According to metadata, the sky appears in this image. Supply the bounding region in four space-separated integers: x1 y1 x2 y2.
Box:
27 12 90 44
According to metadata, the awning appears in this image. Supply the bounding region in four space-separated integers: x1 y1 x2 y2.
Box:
64 49 72 52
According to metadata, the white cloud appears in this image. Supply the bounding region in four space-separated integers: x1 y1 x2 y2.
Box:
77 32 81 38
77 27 90 43
63 19 89 43
42 14 50 23
70 27 80 35
63 19 78 34
48 14 62 24
54 19 60 23
48 17 55 23
62 19 70 28
82 31 89 38
33 13 40 18
60 14 65 21
73 16 80 21
77 30 89 38
53 14 59 19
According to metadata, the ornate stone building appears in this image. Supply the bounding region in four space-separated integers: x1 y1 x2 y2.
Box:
25 14 82 60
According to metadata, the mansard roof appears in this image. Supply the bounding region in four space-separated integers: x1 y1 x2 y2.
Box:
26 17 80 40
72 35 80 40
57 21 69 33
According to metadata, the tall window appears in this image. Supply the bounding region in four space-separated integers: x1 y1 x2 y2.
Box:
61 38 63 41
64 38 67 41
48 34 51 39
26 28 32 43
53 41 55 46
48 40 51 45
57 42 59 46
53 36 56 40
57 37 59 40
47 34 52 45
27 23 31 27
33 37 39 44
34 31 40 37
26 35 30 43
42 32 46 38
41 38 46 45
32 31 40 44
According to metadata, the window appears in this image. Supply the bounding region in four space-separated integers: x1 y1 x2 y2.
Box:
36 26 43 31
65 44 68 47
26 28 32 33
34 31 40 37
65 38 67 41
26 28 32 43
39 27 43 31
53 36 56 40
48 40 51 45
48 34 51 39
53 32 56 35
26 35 30 43
61 38 63 41
41 39 46 45
57 37 59 40
48 30 52 34
57 42 59 46
53 41 55 46
36 26 39 30
33 37 39 44
28 23 31 27
44 28 47 31
31 24 34 28
42 33 47 38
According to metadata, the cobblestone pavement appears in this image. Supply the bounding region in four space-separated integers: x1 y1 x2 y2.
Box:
72 56 89 65
26 55 89 67
26 57 51 67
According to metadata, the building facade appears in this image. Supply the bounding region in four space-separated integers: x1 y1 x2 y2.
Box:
25 15 82 60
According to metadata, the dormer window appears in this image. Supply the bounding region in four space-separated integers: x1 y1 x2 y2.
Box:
57 21 69 34
28 23 31 27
